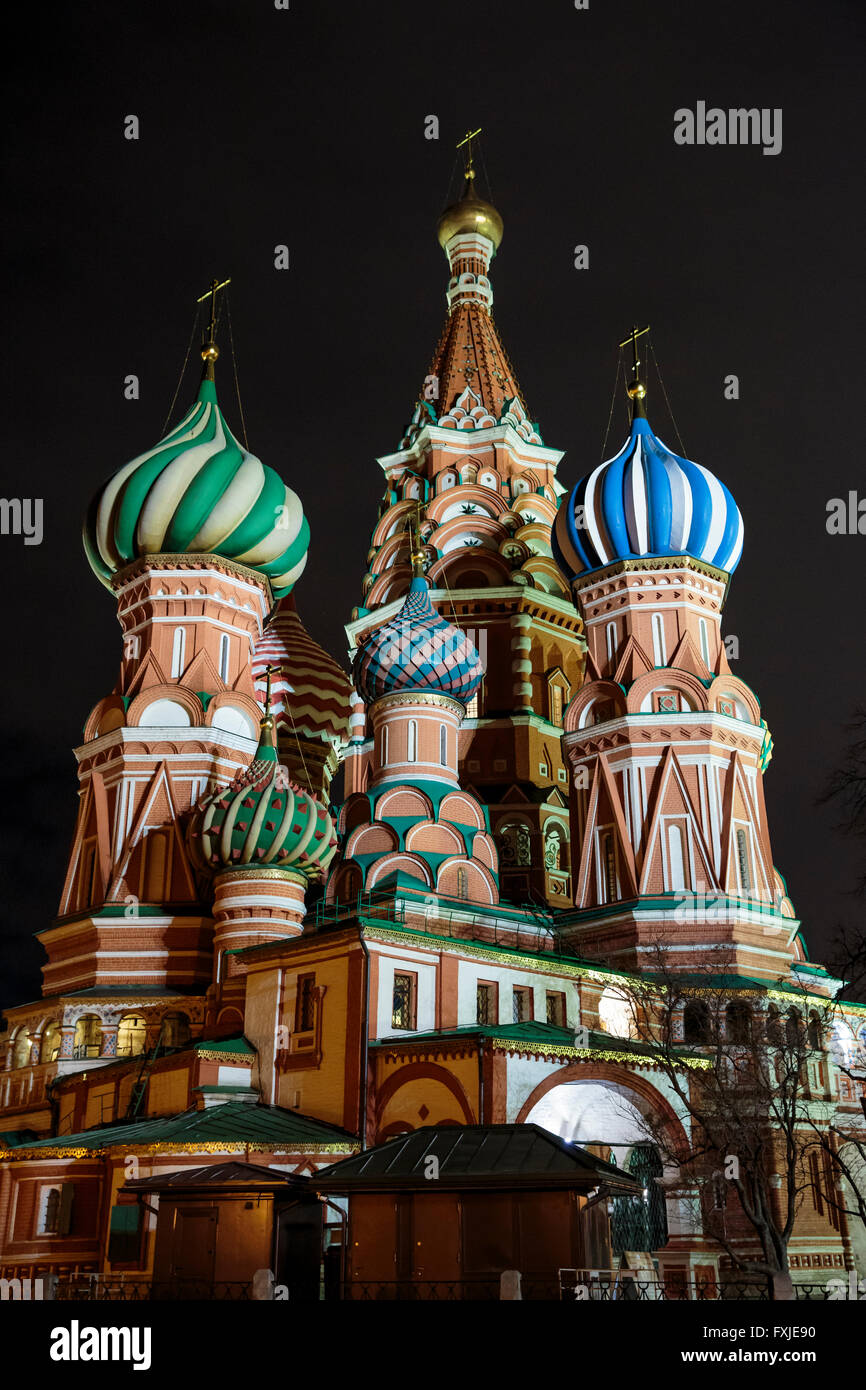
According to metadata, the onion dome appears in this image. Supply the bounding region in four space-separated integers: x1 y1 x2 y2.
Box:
84 376 309 598
553 414 744 584
252 596 352 749
437 170 503 251
193 719 337 879
353 576 484 706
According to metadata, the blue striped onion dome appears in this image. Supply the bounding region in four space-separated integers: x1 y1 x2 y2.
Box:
552 415 744 582
84 377 309 598
353 576 484 705
194 728 337 878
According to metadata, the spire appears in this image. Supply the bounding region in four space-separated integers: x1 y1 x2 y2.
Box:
196 276 231 382
255 662 280 760
619 323 650 421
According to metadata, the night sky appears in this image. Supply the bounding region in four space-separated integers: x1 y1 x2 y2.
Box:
2 0 864 1011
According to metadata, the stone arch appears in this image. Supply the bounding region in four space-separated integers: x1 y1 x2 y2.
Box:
127 685 203 727
366 853 433 890
471 831 498 872
345 822 400 858
566 681 626 733
516 1062 690 1159
436 857 497 904
374 1060 476 1134
627 669 709 716
206 691 262 737
439 792 485 831
84 696 127 742
708 675 761 724
374 786 434 822
340 794 373 835
405 820 466 855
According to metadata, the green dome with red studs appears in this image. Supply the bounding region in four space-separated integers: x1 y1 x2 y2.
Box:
194 720 337 879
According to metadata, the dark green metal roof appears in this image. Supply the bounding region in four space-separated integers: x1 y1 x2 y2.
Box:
2 1102 356 1156
316 1124 642 1192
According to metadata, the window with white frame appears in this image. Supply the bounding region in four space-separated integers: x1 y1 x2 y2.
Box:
651 614 667 667
667 822 687 891
170 627 186 679
218 633 231 684
407 719 417 763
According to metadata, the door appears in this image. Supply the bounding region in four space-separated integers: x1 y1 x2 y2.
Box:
170 1207 217 1297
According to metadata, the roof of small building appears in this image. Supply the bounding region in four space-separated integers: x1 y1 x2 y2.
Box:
1 1102 356 1157
315 1124 642 1193
123 1160 310 1192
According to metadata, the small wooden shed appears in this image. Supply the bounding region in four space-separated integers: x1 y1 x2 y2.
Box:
316 1124 641 1299
122 1160 322 1299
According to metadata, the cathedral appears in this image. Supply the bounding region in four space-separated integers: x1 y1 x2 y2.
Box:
0 144 863 1301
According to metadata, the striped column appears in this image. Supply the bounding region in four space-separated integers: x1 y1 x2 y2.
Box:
212 867 307 982
511 612 533 708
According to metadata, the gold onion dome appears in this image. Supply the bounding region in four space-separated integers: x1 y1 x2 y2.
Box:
436 171 504 250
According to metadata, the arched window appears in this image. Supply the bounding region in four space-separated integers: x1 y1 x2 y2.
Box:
807 1011 823 1050
785 1008 803 1048
407 720 417 763
73 1014 102 1060
456 866 468 900
606 621 618 667
726 1001 752 1045
439 723 448 766
651 614 667 667
683 1001 712 1045
161 1012 190 1048
219 634 231 684
42 1022 61 1063
12 1029 31 1069
667 824 686 891
549 685 564 726
170 627 186 679
381 726 389 765
699 618 711 668
117 1013 148 1058
142 830 168 902
766 1004 782 1046
735 828 752 892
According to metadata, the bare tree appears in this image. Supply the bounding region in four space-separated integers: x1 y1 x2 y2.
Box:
607 941 844 1300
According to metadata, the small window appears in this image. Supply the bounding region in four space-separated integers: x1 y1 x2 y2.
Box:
512 987 533 1023
717 697 736 718
652 614 667 667
381 726 389 765
735 828 752 892
295 974 316 1032
171 627 186 679
807 1011 823 1050
391 973 416 1030
606 621 618 667
667 824 686 891
39 1186 62 1235
557 767 568 783
550 685 564 726
218 634 231 684
539 762 549 777
546 991 567 1027
684 1001 712 1045
439 723 448 765
599 831 618 903
407 720 417 763
699 618 711 668
476 982 496 1025
726 1001 752 1045
465 691 479 718
456 866 468 900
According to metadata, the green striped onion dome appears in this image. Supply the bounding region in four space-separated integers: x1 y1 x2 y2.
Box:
84 377 310 598
194 731 337 879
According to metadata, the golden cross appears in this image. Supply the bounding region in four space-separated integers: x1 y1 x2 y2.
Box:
262 662 282 714
196 277 232 348
408 499 426 577
618 324 650 380
456 126 482 177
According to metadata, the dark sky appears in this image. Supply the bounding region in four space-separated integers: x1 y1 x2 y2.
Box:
2 0 864 1010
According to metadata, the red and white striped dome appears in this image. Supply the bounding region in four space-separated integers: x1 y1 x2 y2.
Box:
253 597 352 752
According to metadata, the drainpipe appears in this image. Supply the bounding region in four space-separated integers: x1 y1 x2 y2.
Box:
358 931 371 1151
477 1036 485 1124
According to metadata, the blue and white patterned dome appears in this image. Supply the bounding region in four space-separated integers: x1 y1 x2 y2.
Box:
552 415 744 583
353 577 484 705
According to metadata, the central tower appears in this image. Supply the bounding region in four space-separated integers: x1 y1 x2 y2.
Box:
345 136 585 908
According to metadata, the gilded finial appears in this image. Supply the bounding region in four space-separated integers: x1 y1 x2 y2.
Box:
456 126 482 186
196 277 231 381
408 501 426 578
259 661 281 747
619 324 650 419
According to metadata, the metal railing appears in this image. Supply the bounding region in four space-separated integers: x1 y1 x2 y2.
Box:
53 1276 252 1301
